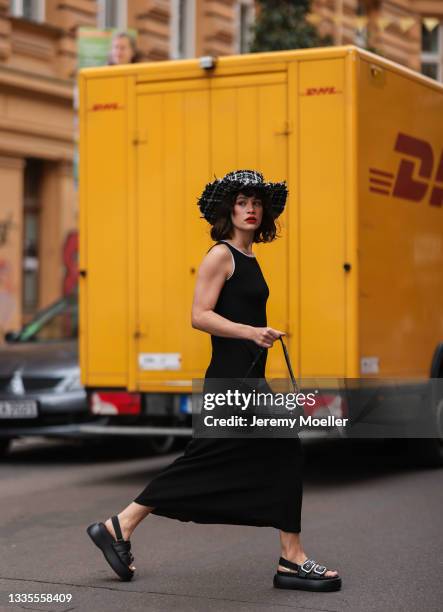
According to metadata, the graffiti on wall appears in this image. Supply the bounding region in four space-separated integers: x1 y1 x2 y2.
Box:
0 213 14 247
0 213 18 333
63 230 78 296
0 259 17 331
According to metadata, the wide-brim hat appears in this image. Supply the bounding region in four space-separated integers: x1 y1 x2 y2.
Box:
197 169 288 224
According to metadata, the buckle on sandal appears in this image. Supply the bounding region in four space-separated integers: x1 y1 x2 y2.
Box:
314 564 327 575
300 559 316 573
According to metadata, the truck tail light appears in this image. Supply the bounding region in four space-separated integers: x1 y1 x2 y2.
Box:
90 392 141 415
304 393 348 418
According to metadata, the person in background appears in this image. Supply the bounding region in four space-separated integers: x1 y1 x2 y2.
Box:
107 32 140 65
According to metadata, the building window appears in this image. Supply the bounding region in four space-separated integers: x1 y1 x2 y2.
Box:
421 21 442 81
170 0 196 59
23 159 42 316
10 0 45 22
236 0 255 54
97 0 127 30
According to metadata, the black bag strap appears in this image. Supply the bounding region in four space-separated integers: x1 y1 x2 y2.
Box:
240 345 266 383
240 336 299 393
278 336 299 393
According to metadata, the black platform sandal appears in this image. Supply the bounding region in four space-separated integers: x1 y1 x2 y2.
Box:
273 557 342 592
86 515 135 581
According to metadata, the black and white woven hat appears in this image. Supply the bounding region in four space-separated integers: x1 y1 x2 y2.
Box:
197 169 288 224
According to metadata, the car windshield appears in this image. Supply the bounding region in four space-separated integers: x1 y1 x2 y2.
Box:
15 294 78 342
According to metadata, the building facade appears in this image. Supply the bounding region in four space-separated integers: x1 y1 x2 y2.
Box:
310 0 443 77
0 0 441 338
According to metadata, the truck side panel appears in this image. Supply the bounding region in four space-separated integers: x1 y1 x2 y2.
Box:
358 57 443 377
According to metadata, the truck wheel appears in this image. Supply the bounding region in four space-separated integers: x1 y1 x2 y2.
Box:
146 435 175 455
0 438 11 458
406 395 443 467
405 438 443 467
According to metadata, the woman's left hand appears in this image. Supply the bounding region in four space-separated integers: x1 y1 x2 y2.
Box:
249 326 285 348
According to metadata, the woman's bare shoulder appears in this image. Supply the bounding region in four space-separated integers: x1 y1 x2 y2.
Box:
204 243 232 262
199 243 232 273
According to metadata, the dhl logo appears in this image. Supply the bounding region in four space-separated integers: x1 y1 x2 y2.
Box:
302 86 341 96
91 103 123 111
369 132 442 207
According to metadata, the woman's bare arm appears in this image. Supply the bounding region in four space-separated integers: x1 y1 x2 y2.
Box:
191 244 284 348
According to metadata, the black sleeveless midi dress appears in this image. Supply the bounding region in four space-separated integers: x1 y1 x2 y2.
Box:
133 241 303 533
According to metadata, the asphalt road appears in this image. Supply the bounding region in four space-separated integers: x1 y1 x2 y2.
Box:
0 436 442 612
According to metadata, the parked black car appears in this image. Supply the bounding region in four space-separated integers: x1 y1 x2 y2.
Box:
0 293 88 456
0 293 179 457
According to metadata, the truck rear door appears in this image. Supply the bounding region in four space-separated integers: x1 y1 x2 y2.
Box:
134 68 289 389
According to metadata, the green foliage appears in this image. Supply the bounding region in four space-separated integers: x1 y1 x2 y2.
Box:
250 0 333 53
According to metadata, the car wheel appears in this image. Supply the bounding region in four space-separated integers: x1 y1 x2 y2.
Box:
0 438 12 458
146 435 176 455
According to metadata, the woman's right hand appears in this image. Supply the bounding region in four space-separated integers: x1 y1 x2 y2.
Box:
249 327 285 348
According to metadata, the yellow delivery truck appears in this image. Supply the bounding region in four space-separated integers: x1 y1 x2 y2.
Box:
78 45 443 461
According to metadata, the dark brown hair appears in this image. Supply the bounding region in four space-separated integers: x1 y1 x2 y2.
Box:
210 187 278 243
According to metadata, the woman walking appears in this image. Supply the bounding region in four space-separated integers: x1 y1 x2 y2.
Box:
86 170 341 592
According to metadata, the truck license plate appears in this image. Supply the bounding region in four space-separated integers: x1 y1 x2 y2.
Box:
179 395 202 414
179 395 193 414
0 400 38 418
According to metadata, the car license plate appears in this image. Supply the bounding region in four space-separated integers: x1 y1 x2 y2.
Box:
0 400 38 418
